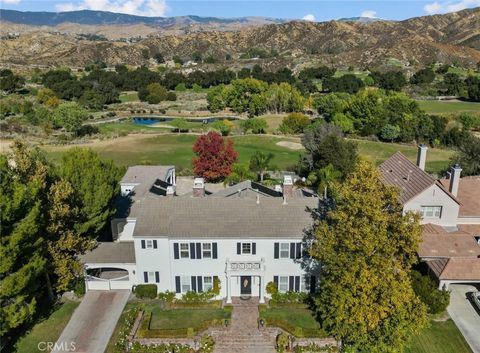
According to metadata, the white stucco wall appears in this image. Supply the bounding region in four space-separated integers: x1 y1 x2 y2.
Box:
404 184 459 227
134 237 314 298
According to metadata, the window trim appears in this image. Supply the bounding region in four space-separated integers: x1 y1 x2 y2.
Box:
203 276 213 291
420 206 442 219
180 276 191 293
147 271 155 283
241 242 251 254
179 243 190 258
146 239 154 249
278 276 289 293
279 242 290 258
202 243 212 259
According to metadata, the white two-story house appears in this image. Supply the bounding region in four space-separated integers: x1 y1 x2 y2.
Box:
81 168 319 303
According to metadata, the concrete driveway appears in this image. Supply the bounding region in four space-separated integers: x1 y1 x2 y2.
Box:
447 284 480 353
53 290 130 353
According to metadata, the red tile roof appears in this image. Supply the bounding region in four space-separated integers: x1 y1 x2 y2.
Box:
439 177 480 217
427 258 480 281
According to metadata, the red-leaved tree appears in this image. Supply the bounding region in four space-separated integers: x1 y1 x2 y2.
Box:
192 131 238 182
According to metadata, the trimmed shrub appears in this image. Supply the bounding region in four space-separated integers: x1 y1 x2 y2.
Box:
180 290 216 303
266 281 278 295
158 290 176 303
271 291 308 304
72 277 85 297
212 277 221 295
279 113 311 134
134 284 157 299
410 270 450 314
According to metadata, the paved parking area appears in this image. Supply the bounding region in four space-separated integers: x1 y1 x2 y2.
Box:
447 284 480 353
53 290 130 353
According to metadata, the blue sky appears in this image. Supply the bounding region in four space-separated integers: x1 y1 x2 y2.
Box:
1 0 479 21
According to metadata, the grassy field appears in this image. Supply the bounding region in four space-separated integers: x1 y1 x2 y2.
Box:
119 91 139 102
41 134 454 174
259 306 322 332
406 319 473 353
417 100 480 115
15 301 79 353
149 307 230 330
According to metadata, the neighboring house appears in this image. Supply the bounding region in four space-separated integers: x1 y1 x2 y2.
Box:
82 167 319 303
379 146 480 288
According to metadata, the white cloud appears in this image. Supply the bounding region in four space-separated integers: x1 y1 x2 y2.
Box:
302 14 316 22
55 0 169 17
360 10 377 18
424 0 480 14
0 0 22 4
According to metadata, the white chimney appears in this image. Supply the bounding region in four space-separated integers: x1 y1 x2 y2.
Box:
282 175 293 198
416 144 428 171
166 185 175 197
449 164 462 197
193 177 205 197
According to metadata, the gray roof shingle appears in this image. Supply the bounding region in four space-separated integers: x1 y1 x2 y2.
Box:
80 242 136 264
131 197 318 238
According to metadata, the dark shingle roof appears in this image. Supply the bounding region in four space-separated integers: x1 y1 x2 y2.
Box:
132 197 318 238
80 242 136 264
379 152 457 204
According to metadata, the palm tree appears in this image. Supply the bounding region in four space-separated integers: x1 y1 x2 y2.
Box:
317 164 341 199
249 151 274 182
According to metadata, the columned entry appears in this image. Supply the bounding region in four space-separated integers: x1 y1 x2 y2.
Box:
225 258 266 303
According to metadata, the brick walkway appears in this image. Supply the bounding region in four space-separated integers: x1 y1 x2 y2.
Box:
211 298 278 353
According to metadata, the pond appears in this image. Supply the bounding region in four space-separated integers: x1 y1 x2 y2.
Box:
133 116 238 125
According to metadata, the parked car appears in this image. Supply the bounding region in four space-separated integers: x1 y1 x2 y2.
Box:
471 291 480 311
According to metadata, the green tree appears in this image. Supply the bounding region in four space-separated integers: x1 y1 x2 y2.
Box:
316 163 341 198
79 89 106 110
311 161 428 352
249 151 274 182
240 118 268 134
279 113 311 134
380 124 401 142
0 69 25 93
331 112 354 133
170 118 189 132
450 134 480 176
0 143 49 338
410 68 435 85
57 148 122 237
52 102 89 134
224 163 256 185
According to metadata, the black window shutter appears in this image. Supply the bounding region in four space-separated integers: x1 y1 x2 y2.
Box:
252 243 256 255
295 276 300 292
273 276 278 285
197 276 203 292
212 243 218 259
289 276 294 291
190 242 196 259
237 242 241 255
290 243 295 259
153 240 158 249
310 276 316 294
175 276 181 293
296 243 302 259
141 240 146 249
144 272 148 283
191 276 197 292
173 243 179 259
196 243 202 259
274 243 279 259
155 272 160 283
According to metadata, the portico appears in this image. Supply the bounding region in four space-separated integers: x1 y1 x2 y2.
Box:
225 258 266 303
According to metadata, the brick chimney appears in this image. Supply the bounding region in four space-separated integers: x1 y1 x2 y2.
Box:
282 175 293 198
193 177 205 197
416 144 428 171
449 164 462 197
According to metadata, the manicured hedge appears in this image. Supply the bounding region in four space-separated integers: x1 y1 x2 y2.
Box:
410 270 450 314
134 284 157 299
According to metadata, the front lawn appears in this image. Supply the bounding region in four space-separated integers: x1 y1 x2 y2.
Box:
149 307 230 330
15 300 79 353
406 319 473 353
259 304 327 337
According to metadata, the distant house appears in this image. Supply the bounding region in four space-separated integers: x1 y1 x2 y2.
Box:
379 146 480 288
82 166 319 303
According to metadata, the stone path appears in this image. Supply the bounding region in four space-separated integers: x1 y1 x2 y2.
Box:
211 298 278 353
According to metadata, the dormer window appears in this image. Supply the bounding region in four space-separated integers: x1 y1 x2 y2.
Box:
420 206 442 218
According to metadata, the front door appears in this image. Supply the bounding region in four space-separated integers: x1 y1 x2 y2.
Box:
240 276 252 295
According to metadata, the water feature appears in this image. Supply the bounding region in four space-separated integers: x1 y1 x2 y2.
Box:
132 116 238 125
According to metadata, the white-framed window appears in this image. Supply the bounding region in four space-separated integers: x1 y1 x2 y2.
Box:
180 243 189 258
420 206 442 218
147 271 155 283
278 276 289 293
280 243 290 258
146 240 154 249
202 243 212 258
242 243 251 254
204 276 213 291
181 276 191 293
